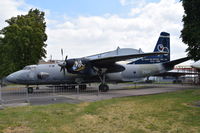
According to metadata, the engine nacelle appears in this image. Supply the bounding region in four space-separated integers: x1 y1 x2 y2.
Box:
66 58 92 74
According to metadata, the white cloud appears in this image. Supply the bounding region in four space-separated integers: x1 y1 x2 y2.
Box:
0 0 190 64
46 0 187 62
119 0 146 7
0 0 31 29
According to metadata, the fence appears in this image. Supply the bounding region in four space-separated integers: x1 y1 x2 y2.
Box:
0 83 113 106
0 82 197 107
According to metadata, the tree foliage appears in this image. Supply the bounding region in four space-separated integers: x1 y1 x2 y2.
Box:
181 0 200 61
0 9 47 78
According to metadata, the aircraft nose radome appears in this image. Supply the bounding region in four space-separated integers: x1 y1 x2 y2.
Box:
6 71 24 83
6 74 17 83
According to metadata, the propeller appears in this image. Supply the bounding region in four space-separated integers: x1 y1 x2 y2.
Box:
58 56 68 75
58 49 88 75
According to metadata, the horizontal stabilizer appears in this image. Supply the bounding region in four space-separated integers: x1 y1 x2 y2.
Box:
163 57 191 70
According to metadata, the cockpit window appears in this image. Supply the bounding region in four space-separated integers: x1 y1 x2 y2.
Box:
23 66 31 70
23 66 36 70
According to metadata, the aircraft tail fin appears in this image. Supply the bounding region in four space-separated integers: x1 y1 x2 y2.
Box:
130 32 170 64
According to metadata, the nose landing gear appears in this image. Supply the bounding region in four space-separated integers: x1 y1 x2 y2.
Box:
27 87 33 94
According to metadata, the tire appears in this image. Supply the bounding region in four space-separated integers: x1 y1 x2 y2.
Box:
99 84 109 92
27 87 33 94
71 85 76 89
79 85 87 90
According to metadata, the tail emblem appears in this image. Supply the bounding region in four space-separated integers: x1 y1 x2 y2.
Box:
157 44 169 56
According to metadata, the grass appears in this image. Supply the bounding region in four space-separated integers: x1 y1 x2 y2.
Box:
0 89 200 133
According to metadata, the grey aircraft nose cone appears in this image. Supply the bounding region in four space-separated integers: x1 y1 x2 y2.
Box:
6 74 17 83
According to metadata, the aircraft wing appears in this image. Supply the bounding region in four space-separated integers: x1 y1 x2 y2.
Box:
59 51 168 74
155 71 198 77
90 52 168 64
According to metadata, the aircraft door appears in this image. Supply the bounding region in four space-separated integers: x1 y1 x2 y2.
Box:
28 70 37 81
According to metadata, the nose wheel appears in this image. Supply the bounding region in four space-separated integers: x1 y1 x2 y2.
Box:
27 87 33 94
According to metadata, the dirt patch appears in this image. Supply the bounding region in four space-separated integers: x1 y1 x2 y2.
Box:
3 126 32 133
184 101 200 107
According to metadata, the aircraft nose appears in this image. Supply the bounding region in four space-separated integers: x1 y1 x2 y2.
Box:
6 73 17 83
6 70 28 84
6 70 36 84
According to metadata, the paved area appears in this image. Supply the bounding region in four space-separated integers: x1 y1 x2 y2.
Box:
63 84 198 102
0 83 199 107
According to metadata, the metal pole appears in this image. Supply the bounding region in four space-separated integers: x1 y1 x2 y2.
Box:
53 85 56 101
76 85 79 99
0 83 2 107
97 86 99 96
25 86 30 103
0 84 4 109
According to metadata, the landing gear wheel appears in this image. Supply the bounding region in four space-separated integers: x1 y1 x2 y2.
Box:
27 87 33 94
79 85 87 90
71 85 76 89
99 84 109 92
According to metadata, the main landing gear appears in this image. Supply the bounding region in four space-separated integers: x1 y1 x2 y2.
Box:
99 83 109 92
97 70 109 92
79 84 87 90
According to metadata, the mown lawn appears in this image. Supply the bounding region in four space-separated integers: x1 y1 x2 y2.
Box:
0 89 200 133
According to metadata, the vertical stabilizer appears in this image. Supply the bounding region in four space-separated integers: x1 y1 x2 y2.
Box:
130 32 170 64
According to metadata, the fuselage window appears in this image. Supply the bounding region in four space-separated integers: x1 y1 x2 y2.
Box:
23 67 31 70
49 65 55 68
23 66 36 70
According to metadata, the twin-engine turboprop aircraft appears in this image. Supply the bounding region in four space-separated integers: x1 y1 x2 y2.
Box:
6 32 190 93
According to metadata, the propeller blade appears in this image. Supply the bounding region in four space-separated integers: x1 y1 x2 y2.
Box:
60 67 63 72
58 57 68 75
58 55 73 75
65 56 68 61
63 67 66 75
61 49 63 56
59 66 66 75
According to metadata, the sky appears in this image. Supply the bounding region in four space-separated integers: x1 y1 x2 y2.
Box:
0 0 192 64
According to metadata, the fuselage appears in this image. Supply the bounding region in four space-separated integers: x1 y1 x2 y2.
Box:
191 60 200 69
6 63 166 85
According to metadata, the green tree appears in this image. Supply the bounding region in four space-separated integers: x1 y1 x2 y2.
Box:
0 9 47 78
181 0 200 61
